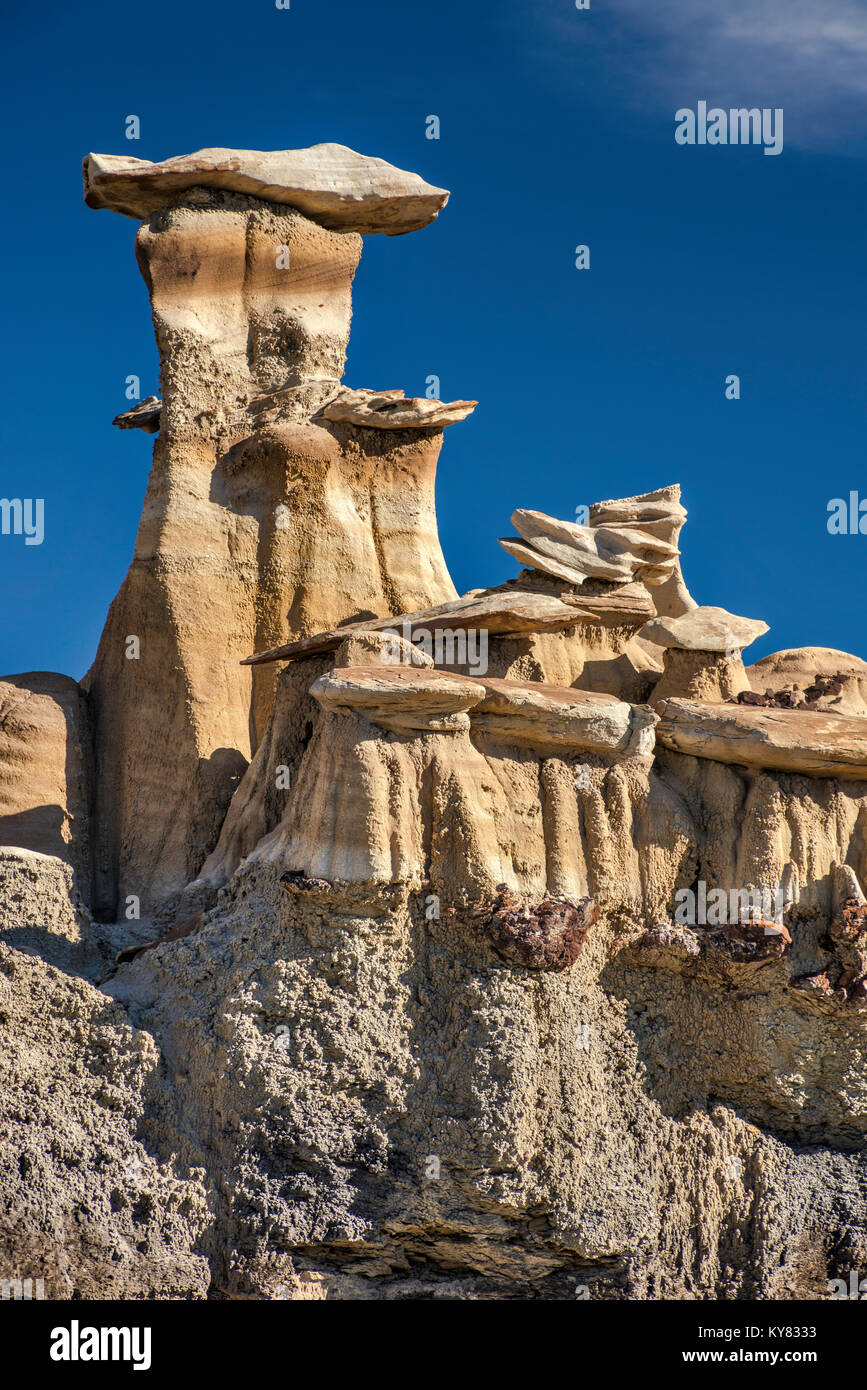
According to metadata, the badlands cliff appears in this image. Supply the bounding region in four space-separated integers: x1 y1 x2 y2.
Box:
2 144 867 1301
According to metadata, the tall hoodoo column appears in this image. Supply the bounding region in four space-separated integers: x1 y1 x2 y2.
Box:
81 144 472 917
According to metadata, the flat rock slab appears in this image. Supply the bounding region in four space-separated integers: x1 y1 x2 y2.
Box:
83 144 449 234
113 396 161 433
471 678 657 754
643 605 768 652
499 534 630 586
312 664 484 711
242 590 599 665
527 581 655 627
310 665 485 733
590 485 687 529
311 666 658 753
320 388 476 429
657 698 867 779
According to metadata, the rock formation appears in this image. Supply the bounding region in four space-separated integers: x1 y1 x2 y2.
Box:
78 144 469 919
83 144 449 232
643 604 769 705
4 142 867 1302
499 499 681 588
656 698 867 779
0 674 91 887
744 647 867 716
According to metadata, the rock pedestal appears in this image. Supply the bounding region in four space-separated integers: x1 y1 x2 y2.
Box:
79 151 467 917
643 604 769 706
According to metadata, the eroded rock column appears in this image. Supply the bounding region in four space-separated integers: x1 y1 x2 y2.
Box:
81 147 463 917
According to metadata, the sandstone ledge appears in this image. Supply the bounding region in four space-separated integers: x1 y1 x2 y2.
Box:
320 388 476 429
471 679 657 755
657 698 867 779
83 144 449 234
310 665 485 733
310 666 657 754
242 591 600 665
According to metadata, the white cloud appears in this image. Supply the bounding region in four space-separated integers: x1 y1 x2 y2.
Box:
535 0 867 149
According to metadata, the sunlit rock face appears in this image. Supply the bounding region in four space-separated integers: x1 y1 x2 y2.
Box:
79 153 463 918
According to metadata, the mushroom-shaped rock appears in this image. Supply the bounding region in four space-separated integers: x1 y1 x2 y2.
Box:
320 388 476 429
83 143 449 234
642 606 768 653
310 665 486 733
644 605 769 706
81 141 461 914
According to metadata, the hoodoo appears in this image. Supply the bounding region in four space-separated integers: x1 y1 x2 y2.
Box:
79 144 472 917
2 143 867 1303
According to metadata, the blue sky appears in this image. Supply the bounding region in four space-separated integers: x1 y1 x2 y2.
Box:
2 0 866 678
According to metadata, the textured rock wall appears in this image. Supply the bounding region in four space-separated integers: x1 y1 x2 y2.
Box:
89 853 867 1299
0 931 211 1300
0 674 91 890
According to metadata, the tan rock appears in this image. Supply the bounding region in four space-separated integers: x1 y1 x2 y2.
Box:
187 656 333 900
243 590 598 665
83 144 449 234
334 629 433 668
650 648 751 706
311 665 485 733
501 505 679 588
545 581 655 628
498 534 630 585
436 576 658 702
591 484 695 619
469 679 657 755
642 605 768 652
656 698 867 779
747 647 867 716
750 647 867 681
82 168 467 917
320 388 476 429
11 135 867 1308
0 673 91 886
595 522 679 563
590 485 687 529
